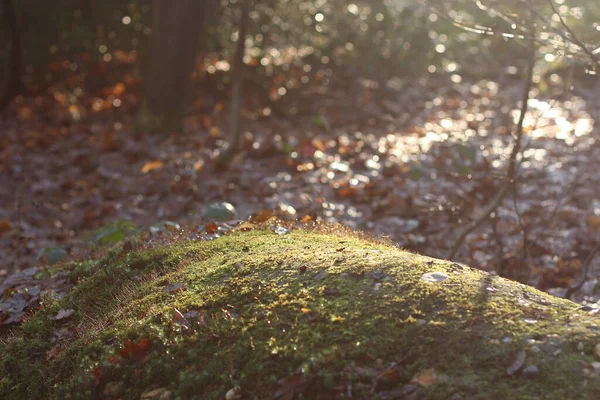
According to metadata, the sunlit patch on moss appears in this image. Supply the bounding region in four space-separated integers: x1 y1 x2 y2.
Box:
2 228 600 399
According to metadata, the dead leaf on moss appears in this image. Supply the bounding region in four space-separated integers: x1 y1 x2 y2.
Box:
49 308 75 321
225 386 242 400
250 209 274 223
272 374 307 400
205 222 219 234
411 368 437 387
507 351 526 376
594 343 600 361
140 387 170 399
163 282 185 293
421 272 448 283
120 338 153 361
373 363 403 391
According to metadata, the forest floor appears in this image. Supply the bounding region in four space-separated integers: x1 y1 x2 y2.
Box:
2 69 600 305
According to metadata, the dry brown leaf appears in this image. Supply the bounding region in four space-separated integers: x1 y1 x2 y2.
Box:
412 368 437 387
0 220 13 235
141 160 164 174
594 343 600 361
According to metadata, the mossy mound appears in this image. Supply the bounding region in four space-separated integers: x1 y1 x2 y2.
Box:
2 228 600 399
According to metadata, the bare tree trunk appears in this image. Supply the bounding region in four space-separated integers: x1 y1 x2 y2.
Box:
141 0 203 132
0 0 22 113
227 0 252 156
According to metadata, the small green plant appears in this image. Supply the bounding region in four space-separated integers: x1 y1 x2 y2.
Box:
87 220 139 247
34 247 68 265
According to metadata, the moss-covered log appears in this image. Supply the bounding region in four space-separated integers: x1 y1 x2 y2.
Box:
2 228 600 399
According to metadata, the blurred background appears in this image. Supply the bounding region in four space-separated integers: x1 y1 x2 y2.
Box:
1 0 600 302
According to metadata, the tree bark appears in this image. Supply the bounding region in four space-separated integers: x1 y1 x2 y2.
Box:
0 0 22 113
227 0 252 155
143 0 204 131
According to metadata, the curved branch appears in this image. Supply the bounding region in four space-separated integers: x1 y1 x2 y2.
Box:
447 24 537 260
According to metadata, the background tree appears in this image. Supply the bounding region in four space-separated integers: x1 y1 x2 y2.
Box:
0 0 21 113
138 0 208 132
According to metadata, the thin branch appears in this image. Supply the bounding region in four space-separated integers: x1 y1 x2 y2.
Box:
511 173 537 281
432 1 600 68
446 24 536 260
489 213 506 275
565 240 600 299
429 4 583 63
546 0 600 69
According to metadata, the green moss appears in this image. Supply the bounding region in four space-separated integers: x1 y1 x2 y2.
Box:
2 229 600 399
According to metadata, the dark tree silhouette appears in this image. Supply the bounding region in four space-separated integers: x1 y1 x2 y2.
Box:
140 0 205 132
0 0 22 113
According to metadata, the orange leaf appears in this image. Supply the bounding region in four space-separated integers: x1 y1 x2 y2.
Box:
141 160 164 174
0 219 13 235
205 222 219 234
250 210 274 223
412 369 437 387
113 82 126 96
120 338 153 361
235 222 254 232
300 215 313 223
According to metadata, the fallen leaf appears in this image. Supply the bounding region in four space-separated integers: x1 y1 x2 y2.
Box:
49 308 75 321
141 387 170 399
421 272 449 283
0 311 25 325
300 215 313 223
373 363 403 390
412 368 437 387
205 222 219 234
0 219 13 235
313 270 329 281
507 351 526 376
1 294 29 313
272 225 290 235
235 222 254 232
163 282 186 293
594 343 600 361
250 209 274 223
225 386 242 400
120 338 153 361
141 160 164 174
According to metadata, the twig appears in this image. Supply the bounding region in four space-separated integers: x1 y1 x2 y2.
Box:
489 213 506 275
546 0 600 69
434 1 599 68
446 23 536 260
565 240 600 299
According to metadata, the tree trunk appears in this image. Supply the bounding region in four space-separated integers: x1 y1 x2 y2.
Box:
227 0 252 155
0 0 22 113
141 0 203 132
